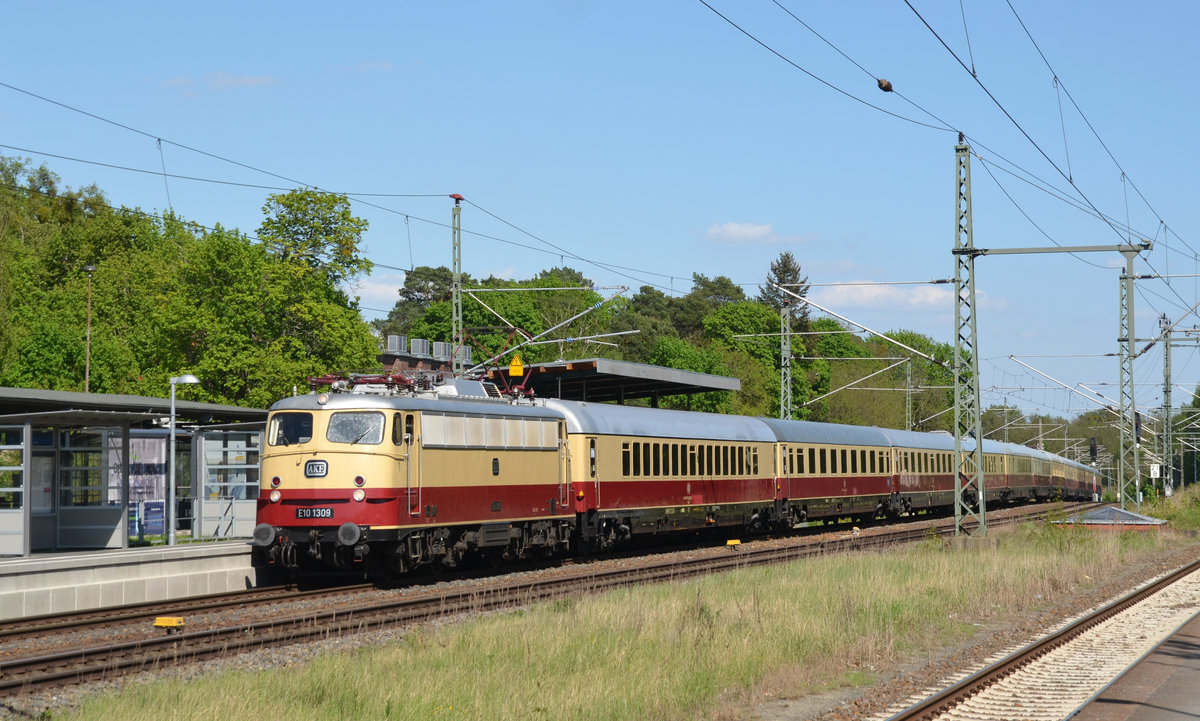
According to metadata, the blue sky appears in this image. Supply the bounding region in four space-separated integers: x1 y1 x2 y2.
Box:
3 1 1197 423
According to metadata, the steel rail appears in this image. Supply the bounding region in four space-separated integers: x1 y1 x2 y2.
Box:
884 554 1200 721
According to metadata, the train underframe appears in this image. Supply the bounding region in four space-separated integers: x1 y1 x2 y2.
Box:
252 485 1085 578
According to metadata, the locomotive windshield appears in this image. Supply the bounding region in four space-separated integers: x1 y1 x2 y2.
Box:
268 412 313 446
327 412 385 445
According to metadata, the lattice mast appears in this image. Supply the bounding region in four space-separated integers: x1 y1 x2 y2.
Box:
451 194 464 375
780 300 793 419
952 138 986 536
1118 248 1141 509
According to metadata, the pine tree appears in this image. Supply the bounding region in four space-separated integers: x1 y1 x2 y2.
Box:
758 251 811 329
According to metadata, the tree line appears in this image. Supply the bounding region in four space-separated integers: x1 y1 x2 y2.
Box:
0 156 377 407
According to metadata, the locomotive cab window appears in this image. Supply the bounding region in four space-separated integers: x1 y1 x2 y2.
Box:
392 413 416 445
327 412 385 445
268 412 312 446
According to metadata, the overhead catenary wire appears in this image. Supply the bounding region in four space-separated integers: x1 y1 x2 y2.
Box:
696 0 954 133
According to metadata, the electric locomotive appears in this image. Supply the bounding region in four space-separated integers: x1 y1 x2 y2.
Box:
252 376 574 576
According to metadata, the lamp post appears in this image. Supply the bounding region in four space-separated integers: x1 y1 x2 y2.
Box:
168 374 200 546
83 265 96 393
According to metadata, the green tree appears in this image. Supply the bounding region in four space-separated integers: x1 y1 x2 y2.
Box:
258 189 371 286
374 265 460 338
648 336 732 413
672 274 745 338
758 250 811 329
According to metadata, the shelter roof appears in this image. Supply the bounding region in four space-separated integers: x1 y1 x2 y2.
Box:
483 358 740 403
1056 506 1167 526
0 387 266 426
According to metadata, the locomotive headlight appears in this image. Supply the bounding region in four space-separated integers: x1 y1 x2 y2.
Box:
317 393 329 405
269 490 281 503
352 489 366 502
270 476 281 488
354 475 365 487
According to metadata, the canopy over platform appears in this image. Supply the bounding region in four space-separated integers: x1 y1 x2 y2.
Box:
0 387 265 425
484 358 740 405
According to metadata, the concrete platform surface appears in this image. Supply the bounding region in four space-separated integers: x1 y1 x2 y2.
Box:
1071 608 1200 721
0 542 260 620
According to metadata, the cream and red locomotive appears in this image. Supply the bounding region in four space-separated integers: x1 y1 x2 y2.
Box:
251 375 1096 576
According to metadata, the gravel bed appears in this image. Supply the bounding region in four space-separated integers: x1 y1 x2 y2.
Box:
0 505 1084 720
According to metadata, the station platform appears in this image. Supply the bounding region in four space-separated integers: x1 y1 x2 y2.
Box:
0 542 268 621
1071 608 1200 721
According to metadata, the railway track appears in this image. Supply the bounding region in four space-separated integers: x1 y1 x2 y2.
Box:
0 502 1097 698
0 582 372 645
881 554 1200 721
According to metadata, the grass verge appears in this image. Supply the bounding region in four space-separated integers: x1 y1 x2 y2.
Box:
56 493 1200 721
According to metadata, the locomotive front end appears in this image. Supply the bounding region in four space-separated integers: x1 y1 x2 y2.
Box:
252 392 406 574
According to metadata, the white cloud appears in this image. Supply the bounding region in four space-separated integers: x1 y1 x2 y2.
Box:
356 60 393 72
705 222 814 245
208 72 280 89
812 281 1005 316
348 273 405 319
483 266 517 281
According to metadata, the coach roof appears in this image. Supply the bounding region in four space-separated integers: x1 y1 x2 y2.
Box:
544 399 776 442
758 418 892 447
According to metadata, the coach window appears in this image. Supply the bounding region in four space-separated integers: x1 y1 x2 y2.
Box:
797 448 805 475
737 447 745 476
671 444 680 476
869 451 876 474
808 448 816 476
641 442 650 477
850 449 858 474
652 443 661 477
752 448 759 475
830 449 838 474
662 444 671 476
590 439 597 478
819 448 828 474
623 443 631 477
689 446 697 476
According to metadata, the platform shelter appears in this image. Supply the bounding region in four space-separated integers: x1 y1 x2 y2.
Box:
0 387 265 557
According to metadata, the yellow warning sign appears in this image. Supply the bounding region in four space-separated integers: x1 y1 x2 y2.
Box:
508 354 524 376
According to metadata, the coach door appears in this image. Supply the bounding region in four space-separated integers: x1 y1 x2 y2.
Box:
394 412 420 517
778 444 791 500
557 421 570 511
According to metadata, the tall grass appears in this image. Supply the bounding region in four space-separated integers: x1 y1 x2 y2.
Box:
1143 483 1200 530
58 517 1198 721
